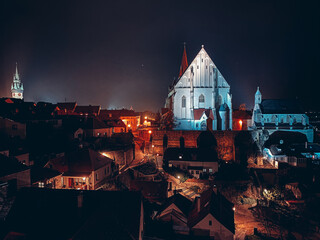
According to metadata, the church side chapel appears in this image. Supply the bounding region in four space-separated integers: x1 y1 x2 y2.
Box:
165 45 232 131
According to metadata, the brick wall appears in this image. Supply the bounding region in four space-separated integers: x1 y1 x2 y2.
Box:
151 130 241 161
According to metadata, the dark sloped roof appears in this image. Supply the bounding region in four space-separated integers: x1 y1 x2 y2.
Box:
99 109 139 120
164 147 218 162
30 166 61 184
57 102 77 112
47 149 113 176
74 105 100 115
0 154 29 178
260 99 304 114
159 193 192 217
188 188 235 234
5 188 142 240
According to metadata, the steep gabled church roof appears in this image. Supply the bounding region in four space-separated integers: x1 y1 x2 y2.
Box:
178 44 188 78
174 45 230 89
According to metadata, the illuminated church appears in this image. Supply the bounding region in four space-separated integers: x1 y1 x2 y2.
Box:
11 63 24 99
165 45 232 130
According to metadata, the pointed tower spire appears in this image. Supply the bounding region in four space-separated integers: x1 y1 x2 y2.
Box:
11 62 23 99
178 43 188 78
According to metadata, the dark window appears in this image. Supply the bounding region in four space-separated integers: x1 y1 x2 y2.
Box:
96 173 99 181
12 124 18 130
182 96 186 108
199 94 205 103
209 220 212 226
104 168 107 175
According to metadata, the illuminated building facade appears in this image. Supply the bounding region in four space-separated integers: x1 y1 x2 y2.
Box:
11 63 24 99
251 87 313 142
165 45 232 130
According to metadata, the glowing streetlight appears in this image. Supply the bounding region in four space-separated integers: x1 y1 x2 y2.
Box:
148 130 152 134
239 119 243 130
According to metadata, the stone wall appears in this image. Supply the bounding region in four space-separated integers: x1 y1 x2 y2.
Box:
151 130 241 161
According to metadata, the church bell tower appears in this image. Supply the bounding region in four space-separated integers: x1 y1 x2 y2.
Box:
11 63 24 99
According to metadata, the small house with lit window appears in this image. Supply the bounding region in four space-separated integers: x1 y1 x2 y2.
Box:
45 148 113 190
188 188 235 239
163 147 219 179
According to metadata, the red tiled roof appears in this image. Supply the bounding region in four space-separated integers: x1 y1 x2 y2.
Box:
46 149 113 176
179 44 188 78
193 109 214 120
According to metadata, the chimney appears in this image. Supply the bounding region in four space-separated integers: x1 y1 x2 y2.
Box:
195 196 201 213
78 191 84 208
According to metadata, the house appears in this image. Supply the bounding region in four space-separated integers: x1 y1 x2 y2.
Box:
56 102 77 115
45 148 113 190
4 188 144 240
0 154 31 190
104 118 126 133
0 117 26 140
164 147 219 178
188 188 235 239
30 166 61 188
74 105 101 116
99 109 140 131
83 117 112 138
232 109 252 130
156 193 193 234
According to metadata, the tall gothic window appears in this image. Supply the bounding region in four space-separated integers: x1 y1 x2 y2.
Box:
199 94 205 103
182 96 186 108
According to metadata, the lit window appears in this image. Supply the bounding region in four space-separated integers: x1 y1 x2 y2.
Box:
209 169 213 173
203 169 206 172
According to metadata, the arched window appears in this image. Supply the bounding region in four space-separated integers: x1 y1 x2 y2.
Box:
182 96 186 108
199 94 205 103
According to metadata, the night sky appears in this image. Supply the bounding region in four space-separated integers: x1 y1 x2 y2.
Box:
1 0 319 111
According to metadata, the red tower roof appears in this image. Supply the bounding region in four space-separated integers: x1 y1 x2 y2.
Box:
178 44 188 78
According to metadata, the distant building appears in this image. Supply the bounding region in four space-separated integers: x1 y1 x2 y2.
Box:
99 109 140 131
11 63 24 99
251 87 313 142
232 109 252 130
165 45 232 131
74 105 101 116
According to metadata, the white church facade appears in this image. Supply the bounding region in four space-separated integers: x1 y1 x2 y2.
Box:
165 45 232 131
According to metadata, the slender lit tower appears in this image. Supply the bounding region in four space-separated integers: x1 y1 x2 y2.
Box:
11 63 24 99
